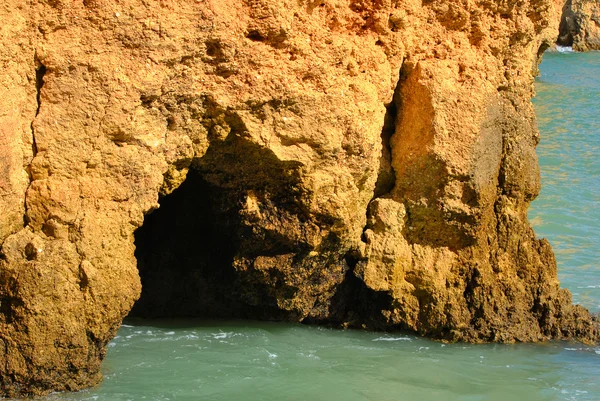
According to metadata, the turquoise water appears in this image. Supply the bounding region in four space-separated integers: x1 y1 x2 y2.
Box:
529 51 600 313
46 52 600 401
47 320 599 401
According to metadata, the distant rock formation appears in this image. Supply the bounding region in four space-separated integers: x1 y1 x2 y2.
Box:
558 0 600 50
1 0 598 397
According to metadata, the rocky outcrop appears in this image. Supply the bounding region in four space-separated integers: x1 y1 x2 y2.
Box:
558 0 600 50
1 0 598 397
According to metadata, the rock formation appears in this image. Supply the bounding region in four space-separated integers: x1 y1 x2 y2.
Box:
1 0 598 397
558 0 600 50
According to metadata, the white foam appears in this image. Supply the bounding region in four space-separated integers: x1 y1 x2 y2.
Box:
299 352 320 360
210 331 244 340
556 45 574 53
372 336 411 342
265 350 278 358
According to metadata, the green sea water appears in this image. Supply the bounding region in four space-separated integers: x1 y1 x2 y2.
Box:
46 51 600 401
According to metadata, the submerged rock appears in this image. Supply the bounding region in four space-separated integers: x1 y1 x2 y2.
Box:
558 0 600 50
0 0 598 397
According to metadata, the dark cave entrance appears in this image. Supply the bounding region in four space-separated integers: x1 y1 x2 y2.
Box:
130 133 308 321
130 168 244 318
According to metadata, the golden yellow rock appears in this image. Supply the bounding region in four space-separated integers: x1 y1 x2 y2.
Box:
0 0 598 397
558 0 600 50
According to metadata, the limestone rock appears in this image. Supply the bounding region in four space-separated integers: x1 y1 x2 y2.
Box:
558 0 600 50
0 0 598 397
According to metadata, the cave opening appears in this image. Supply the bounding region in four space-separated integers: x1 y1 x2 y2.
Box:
130 168 245 318
130 133 308 321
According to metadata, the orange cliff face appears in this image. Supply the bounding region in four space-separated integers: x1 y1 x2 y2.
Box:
558 0 600 50
0 0 598 397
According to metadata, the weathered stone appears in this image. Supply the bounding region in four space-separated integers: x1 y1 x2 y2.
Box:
0 0 598 397
558 0 600 50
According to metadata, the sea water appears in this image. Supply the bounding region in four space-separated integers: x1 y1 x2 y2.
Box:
529 51 600 312
46 51 600 401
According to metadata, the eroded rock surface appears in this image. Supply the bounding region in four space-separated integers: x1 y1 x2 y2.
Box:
1 0 598 397
558 0 600 50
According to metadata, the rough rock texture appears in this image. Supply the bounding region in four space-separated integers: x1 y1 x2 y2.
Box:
558 0 600 50
1 0 598 397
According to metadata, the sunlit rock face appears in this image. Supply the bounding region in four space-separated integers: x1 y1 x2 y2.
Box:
0 0 598 397
558 0 600 50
